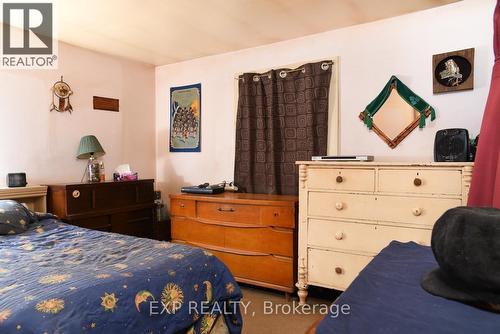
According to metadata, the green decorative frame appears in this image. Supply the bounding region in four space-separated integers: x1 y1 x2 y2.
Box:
358 76 436 148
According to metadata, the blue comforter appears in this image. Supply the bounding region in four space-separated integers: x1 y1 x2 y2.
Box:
0 219 242 334
317 241 500 334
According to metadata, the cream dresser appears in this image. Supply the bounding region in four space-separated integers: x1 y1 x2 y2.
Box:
295 161 473 304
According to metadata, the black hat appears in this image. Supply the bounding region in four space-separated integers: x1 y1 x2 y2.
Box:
421 206 500 310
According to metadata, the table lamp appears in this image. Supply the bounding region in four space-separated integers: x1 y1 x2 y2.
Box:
77 135 105 182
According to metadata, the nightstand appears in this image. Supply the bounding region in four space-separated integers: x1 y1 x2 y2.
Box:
47 179 155 238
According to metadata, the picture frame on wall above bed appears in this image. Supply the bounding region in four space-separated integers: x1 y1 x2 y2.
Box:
169 83 201 152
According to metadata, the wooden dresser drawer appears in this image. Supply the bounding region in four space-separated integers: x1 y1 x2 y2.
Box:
307 168 375 192
171 217 224 248
376 195 461 226
308 219 431 254
170 199 196 218
378 169 462 195
308 248 372 290
308 192 375 221
197 201 259 225
261 206 295 228
70 216 111 231
172 217 293 257
211 249 293 289
66 186 93 215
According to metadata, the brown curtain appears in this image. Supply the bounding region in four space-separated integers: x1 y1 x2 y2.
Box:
234 61 332 195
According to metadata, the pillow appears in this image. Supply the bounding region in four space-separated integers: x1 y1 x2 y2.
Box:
0 200 35 235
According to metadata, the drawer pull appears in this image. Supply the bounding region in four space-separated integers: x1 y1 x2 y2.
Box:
218 207 235 212
412 208 422 216
334 231 344 240
335 202 344 210
335 267 343 274
72 190 80 199
180 203 185 208
413 178 422 186
336 176 343 183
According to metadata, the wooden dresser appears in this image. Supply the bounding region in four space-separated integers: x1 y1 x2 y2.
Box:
47 180 155 238
295 162 473 304
170 193 298 293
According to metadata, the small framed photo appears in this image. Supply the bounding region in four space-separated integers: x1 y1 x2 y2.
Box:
433 48 474 94
169 83 201 152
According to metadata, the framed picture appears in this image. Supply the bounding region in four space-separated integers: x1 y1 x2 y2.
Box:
433 48 474 94
169 83 201 152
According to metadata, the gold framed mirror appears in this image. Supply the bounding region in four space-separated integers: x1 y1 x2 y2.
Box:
359 76 435 149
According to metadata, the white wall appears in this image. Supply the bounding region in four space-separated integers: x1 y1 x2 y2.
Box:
0 42 156 187
155 0 495 198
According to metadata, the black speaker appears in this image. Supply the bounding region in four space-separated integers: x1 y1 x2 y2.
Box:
434 128 470 162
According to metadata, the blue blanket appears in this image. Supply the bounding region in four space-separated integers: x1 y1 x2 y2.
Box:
317 241 500 334
0 219 242 334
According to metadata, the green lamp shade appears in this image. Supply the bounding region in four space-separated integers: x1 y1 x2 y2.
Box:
77 135 105 159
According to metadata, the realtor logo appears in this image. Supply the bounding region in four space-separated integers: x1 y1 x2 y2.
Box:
1 2 57 68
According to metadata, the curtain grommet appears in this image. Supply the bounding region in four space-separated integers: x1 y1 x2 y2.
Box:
253 75 260 82
279 71 287 78
321 62 330 71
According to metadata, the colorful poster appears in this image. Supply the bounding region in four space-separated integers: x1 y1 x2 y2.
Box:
170 83 201 152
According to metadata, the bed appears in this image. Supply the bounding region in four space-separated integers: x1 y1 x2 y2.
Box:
0 187 242 334
309 241 500 334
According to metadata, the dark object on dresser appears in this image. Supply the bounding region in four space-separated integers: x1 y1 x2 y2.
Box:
47 180 156 239
170 192 298 294
434 128 471 162
7 173 27 187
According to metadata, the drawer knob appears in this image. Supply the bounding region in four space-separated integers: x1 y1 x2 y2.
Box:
412 208 422 216
336 176 343 183
335 202 344 210
72 190 80 199
218 207 235 212
180 203 185 208
334 231 344 240
335 267 343 274
413 178 422 186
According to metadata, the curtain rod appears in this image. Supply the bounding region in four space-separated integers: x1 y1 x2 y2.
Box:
235 60 334 81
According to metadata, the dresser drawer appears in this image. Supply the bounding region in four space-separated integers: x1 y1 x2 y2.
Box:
171 217 224 247
308 192 375 221
111 208 153 238
68 216 111 231
308 219 431 254
170 199 196 218
378 169 462 195
172 218 293 257
197 201 259 225
224 226 293 257
210 249 294 290
307 168 375 192
261 206 295 228
66 186 93 215
308 248 372 290
376 195 461 226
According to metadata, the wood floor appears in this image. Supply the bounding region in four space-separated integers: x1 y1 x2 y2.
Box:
239 285 338 334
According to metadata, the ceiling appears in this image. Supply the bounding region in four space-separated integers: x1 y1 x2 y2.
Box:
47 0 460 66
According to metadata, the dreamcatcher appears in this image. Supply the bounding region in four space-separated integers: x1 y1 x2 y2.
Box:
50 76 73 113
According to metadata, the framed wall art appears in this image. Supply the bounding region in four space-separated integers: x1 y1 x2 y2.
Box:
169 83 201 152
433 48 474 94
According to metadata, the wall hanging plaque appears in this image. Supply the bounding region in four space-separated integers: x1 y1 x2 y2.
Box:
359 76 436 149
433 48 474 94
170 83 201 152
50 76 73 113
